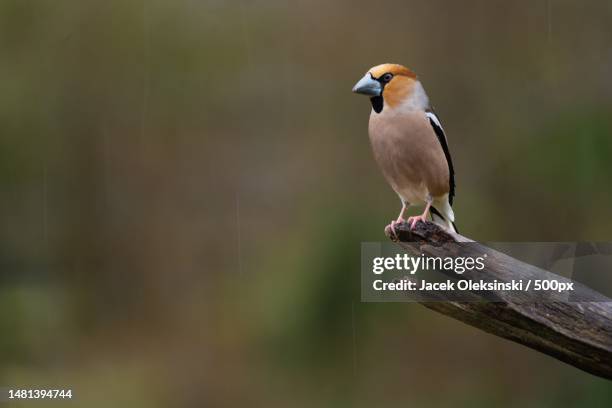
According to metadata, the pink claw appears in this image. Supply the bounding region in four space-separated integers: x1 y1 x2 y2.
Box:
386 218 406 239
386 220 397 239
407 215 426 230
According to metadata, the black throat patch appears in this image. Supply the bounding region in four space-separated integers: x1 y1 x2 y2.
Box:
370 96 383 113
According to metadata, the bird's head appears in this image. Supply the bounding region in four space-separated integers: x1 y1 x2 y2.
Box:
352 63 418 113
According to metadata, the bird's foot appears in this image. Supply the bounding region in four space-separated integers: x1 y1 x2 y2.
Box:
406 215 427 230
386 218 406 240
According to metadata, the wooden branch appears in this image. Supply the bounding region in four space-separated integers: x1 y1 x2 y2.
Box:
385 221 612 379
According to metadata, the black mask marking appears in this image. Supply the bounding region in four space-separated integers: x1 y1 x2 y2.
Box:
370 96 383 113
370 72 393 114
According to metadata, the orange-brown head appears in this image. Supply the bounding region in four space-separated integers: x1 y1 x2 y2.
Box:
352 63 419 113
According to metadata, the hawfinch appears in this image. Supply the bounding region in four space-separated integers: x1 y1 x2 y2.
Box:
352 63 457 234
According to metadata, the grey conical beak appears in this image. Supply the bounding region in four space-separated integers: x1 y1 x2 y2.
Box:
352 73 382 96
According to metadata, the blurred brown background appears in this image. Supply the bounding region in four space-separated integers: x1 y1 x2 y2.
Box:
1 0 612 406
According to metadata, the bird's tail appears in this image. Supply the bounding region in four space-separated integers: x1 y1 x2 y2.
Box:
431 195 458 234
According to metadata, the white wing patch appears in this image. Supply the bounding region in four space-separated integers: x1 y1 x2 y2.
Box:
425 111 444 132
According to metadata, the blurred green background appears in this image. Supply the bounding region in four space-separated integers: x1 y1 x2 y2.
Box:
1 0 612 406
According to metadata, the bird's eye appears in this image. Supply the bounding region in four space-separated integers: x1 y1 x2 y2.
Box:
382 73 393 83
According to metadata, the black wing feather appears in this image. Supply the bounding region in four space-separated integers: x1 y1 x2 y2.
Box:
426 109 455 205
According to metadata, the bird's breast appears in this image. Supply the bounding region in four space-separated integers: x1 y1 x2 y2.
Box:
368 109 449 203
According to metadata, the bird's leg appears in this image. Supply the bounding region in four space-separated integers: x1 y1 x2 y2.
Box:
407 199 432 230
387 203 408 238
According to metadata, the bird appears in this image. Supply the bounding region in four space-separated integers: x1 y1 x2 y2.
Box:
352 63 458 235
